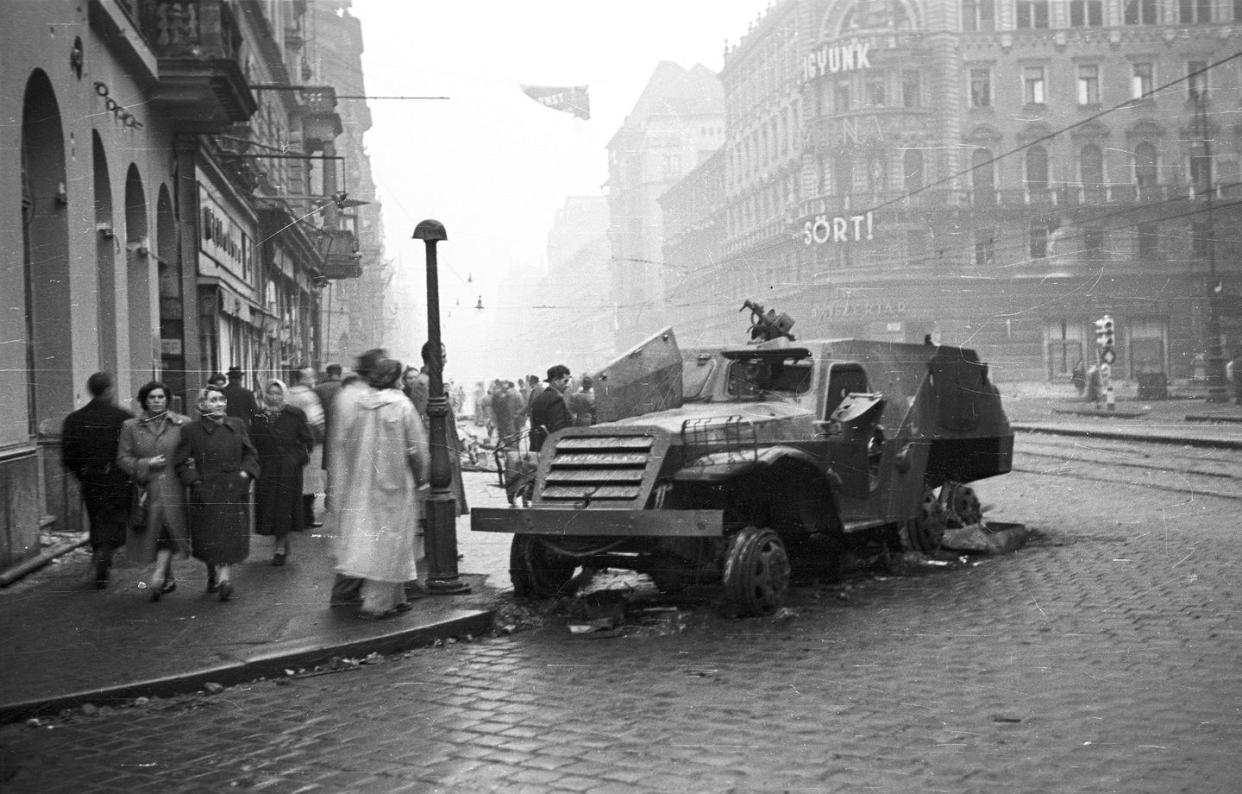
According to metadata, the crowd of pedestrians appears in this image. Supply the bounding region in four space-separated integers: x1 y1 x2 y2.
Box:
469 366 595 452
59 353 596 617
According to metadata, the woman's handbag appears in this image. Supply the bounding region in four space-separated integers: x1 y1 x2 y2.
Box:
128 485 148 532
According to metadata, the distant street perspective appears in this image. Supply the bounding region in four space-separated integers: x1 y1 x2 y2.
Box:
4 0 1242 792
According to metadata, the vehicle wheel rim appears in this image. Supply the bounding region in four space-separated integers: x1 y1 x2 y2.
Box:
748 537 790 609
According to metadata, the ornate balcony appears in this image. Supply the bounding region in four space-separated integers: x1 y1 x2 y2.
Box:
298 87 343 150
314 228 362 280
128 0 257 131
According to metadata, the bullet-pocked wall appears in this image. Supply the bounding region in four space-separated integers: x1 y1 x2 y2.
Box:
0 1 178 566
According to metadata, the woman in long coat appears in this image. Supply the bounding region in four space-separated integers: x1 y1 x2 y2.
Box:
173 385 259 602
250 379 313 565
330 358 428 618
117 381 191 600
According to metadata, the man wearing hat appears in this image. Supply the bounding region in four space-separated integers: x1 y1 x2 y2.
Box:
528 364 573 452
223 366 259 429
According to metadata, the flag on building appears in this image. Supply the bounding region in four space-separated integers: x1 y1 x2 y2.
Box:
520 85 590 120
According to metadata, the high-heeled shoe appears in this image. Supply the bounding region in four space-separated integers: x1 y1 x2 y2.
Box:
218 580 234 602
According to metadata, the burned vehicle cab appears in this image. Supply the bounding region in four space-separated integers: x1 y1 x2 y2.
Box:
472 307 1014 617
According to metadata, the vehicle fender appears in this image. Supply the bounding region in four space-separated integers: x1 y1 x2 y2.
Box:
674 445 838 490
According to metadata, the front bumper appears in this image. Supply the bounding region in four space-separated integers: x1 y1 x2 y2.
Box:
471 507 724 537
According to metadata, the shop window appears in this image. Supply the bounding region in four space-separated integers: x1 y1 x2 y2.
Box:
1045 319 1084 379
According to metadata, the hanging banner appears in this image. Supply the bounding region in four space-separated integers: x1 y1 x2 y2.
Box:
521 84 590 120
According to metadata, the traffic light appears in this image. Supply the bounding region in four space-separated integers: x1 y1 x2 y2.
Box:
1095 314 1116 365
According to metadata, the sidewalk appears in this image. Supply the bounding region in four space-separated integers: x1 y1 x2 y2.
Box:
0 473 516 724
999 378 1242 448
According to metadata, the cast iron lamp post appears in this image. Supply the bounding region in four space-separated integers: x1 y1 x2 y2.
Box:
413 219 469 594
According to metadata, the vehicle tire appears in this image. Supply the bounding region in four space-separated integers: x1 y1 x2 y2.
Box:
509 535 577 598
721 526 790 617
903 487 946 555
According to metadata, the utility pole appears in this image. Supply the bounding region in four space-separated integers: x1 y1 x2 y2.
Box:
1196 86 1229 403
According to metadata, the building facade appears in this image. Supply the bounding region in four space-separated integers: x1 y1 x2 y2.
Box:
0 0 376 568
708 0 1242 381
606 62 727 350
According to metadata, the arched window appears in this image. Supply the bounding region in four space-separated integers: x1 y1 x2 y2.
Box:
1080 143 1104 200
972 148 996 205
903 148 924 192
1134 141 1159 195
1025 144 1050 203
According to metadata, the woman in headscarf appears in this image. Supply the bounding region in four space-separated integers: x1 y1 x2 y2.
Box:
117 381 192 600
250 378 314 565
173 384 259 602
328 357 428 619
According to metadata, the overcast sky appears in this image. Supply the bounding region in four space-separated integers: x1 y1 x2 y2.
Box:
350 0 770 367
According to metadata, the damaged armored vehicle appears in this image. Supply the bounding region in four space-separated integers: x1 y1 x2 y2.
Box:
472 302 1014 616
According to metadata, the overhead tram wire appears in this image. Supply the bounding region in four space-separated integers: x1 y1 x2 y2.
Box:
247 85 450 101
862 51 1242 217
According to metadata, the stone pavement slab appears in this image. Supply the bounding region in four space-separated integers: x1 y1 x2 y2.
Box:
0 526 497 723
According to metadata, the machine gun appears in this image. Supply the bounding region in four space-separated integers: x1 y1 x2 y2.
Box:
740 299 796 342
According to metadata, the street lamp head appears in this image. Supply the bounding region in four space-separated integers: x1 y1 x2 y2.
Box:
413 219 447 242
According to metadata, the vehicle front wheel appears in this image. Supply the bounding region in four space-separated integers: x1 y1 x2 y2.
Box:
721 526 790 617
509 535 578 598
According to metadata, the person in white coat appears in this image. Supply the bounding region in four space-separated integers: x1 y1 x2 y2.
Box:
327 356 429 619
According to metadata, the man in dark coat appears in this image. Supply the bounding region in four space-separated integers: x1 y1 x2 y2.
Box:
62 372 133 588
529 364 573 452
223 366 258 429
313 363 344 503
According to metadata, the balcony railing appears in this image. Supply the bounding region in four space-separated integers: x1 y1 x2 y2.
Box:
315 229 362 280
132 0 256 131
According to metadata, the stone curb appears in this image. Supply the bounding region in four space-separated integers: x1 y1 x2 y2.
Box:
0 609 493 724
1012 422 1242 450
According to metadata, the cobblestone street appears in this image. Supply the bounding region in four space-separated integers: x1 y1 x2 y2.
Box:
2 458 1240 793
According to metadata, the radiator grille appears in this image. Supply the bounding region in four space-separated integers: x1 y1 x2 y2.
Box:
540 434 656 505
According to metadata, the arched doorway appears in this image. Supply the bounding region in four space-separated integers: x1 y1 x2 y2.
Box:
125 165 153 395
93 132 118 377
155 186 184 402
21 70 72 434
